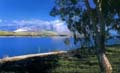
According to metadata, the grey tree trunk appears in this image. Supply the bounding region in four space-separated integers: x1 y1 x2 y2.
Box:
95 35 112 73
95 0 112 72
85 0 112 72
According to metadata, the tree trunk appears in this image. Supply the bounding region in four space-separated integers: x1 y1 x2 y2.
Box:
96 51 112 73
95 0 113 72
85 0 112 72
96 34 112 73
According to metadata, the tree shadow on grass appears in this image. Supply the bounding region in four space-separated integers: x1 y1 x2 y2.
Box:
0 55 60 73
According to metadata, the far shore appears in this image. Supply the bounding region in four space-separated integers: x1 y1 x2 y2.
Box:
0 30 73 37
0 35 72 38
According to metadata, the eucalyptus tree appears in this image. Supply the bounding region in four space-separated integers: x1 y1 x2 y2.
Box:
50 0 120 73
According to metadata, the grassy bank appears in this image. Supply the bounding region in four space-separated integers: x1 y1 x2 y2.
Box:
0 31 73 37
51 46 120 73
0 46 120 73
0 31 58 36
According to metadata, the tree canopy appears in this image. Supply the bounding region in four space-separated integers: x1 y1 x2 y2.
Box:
50 0 120 46
50 0 120 72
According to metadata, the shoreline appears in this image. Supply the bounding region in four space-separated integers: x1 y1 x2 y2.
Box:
0 51 67 63
0 46 119 73
0 35 71 38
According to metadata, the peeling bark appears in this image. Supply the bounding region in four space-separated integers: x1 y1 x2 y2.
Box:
97 52 112 73
102 53 112 73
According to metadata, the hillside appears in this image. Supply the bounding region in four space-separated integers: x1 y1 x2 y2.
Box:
0 31 58 36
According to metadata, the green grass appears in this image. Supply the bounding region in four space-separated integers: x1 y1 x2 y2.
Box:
51 46 120 73
0 46 120 73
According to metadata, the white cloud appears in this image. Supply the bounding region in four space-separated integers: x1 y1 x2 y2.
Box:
14 28 28 32
50 20 70 33
0 19 2 23
0 19 70 33
12 19 70 33
13 19 50 26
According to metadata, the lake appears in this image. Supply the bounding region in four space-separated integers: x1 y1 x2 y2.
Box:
0 36 78 58
0 36 120 58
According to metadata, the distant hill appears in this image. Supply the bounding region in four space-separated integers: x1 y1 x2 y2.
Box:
0 19 71 35
0 30 59 36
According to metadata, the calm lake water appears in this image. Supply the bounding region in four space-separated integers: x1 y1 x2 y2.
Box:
0 36 120 58
0 36 79 58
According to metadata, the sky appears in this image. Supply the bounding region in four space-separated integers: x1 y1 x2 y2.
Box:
0 0 56 20
0 0 71 32
0 0 118 35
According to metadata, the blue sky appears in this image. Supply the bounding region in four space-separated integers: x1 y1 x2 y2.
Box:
0 0 70 33
0 0 96 22
0 0 56 20
0 0 118 35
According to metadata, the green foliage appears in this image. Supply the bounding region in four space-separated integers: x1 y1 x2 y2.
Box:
64 38 70 45
50 2 120 72
50 0 120 46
